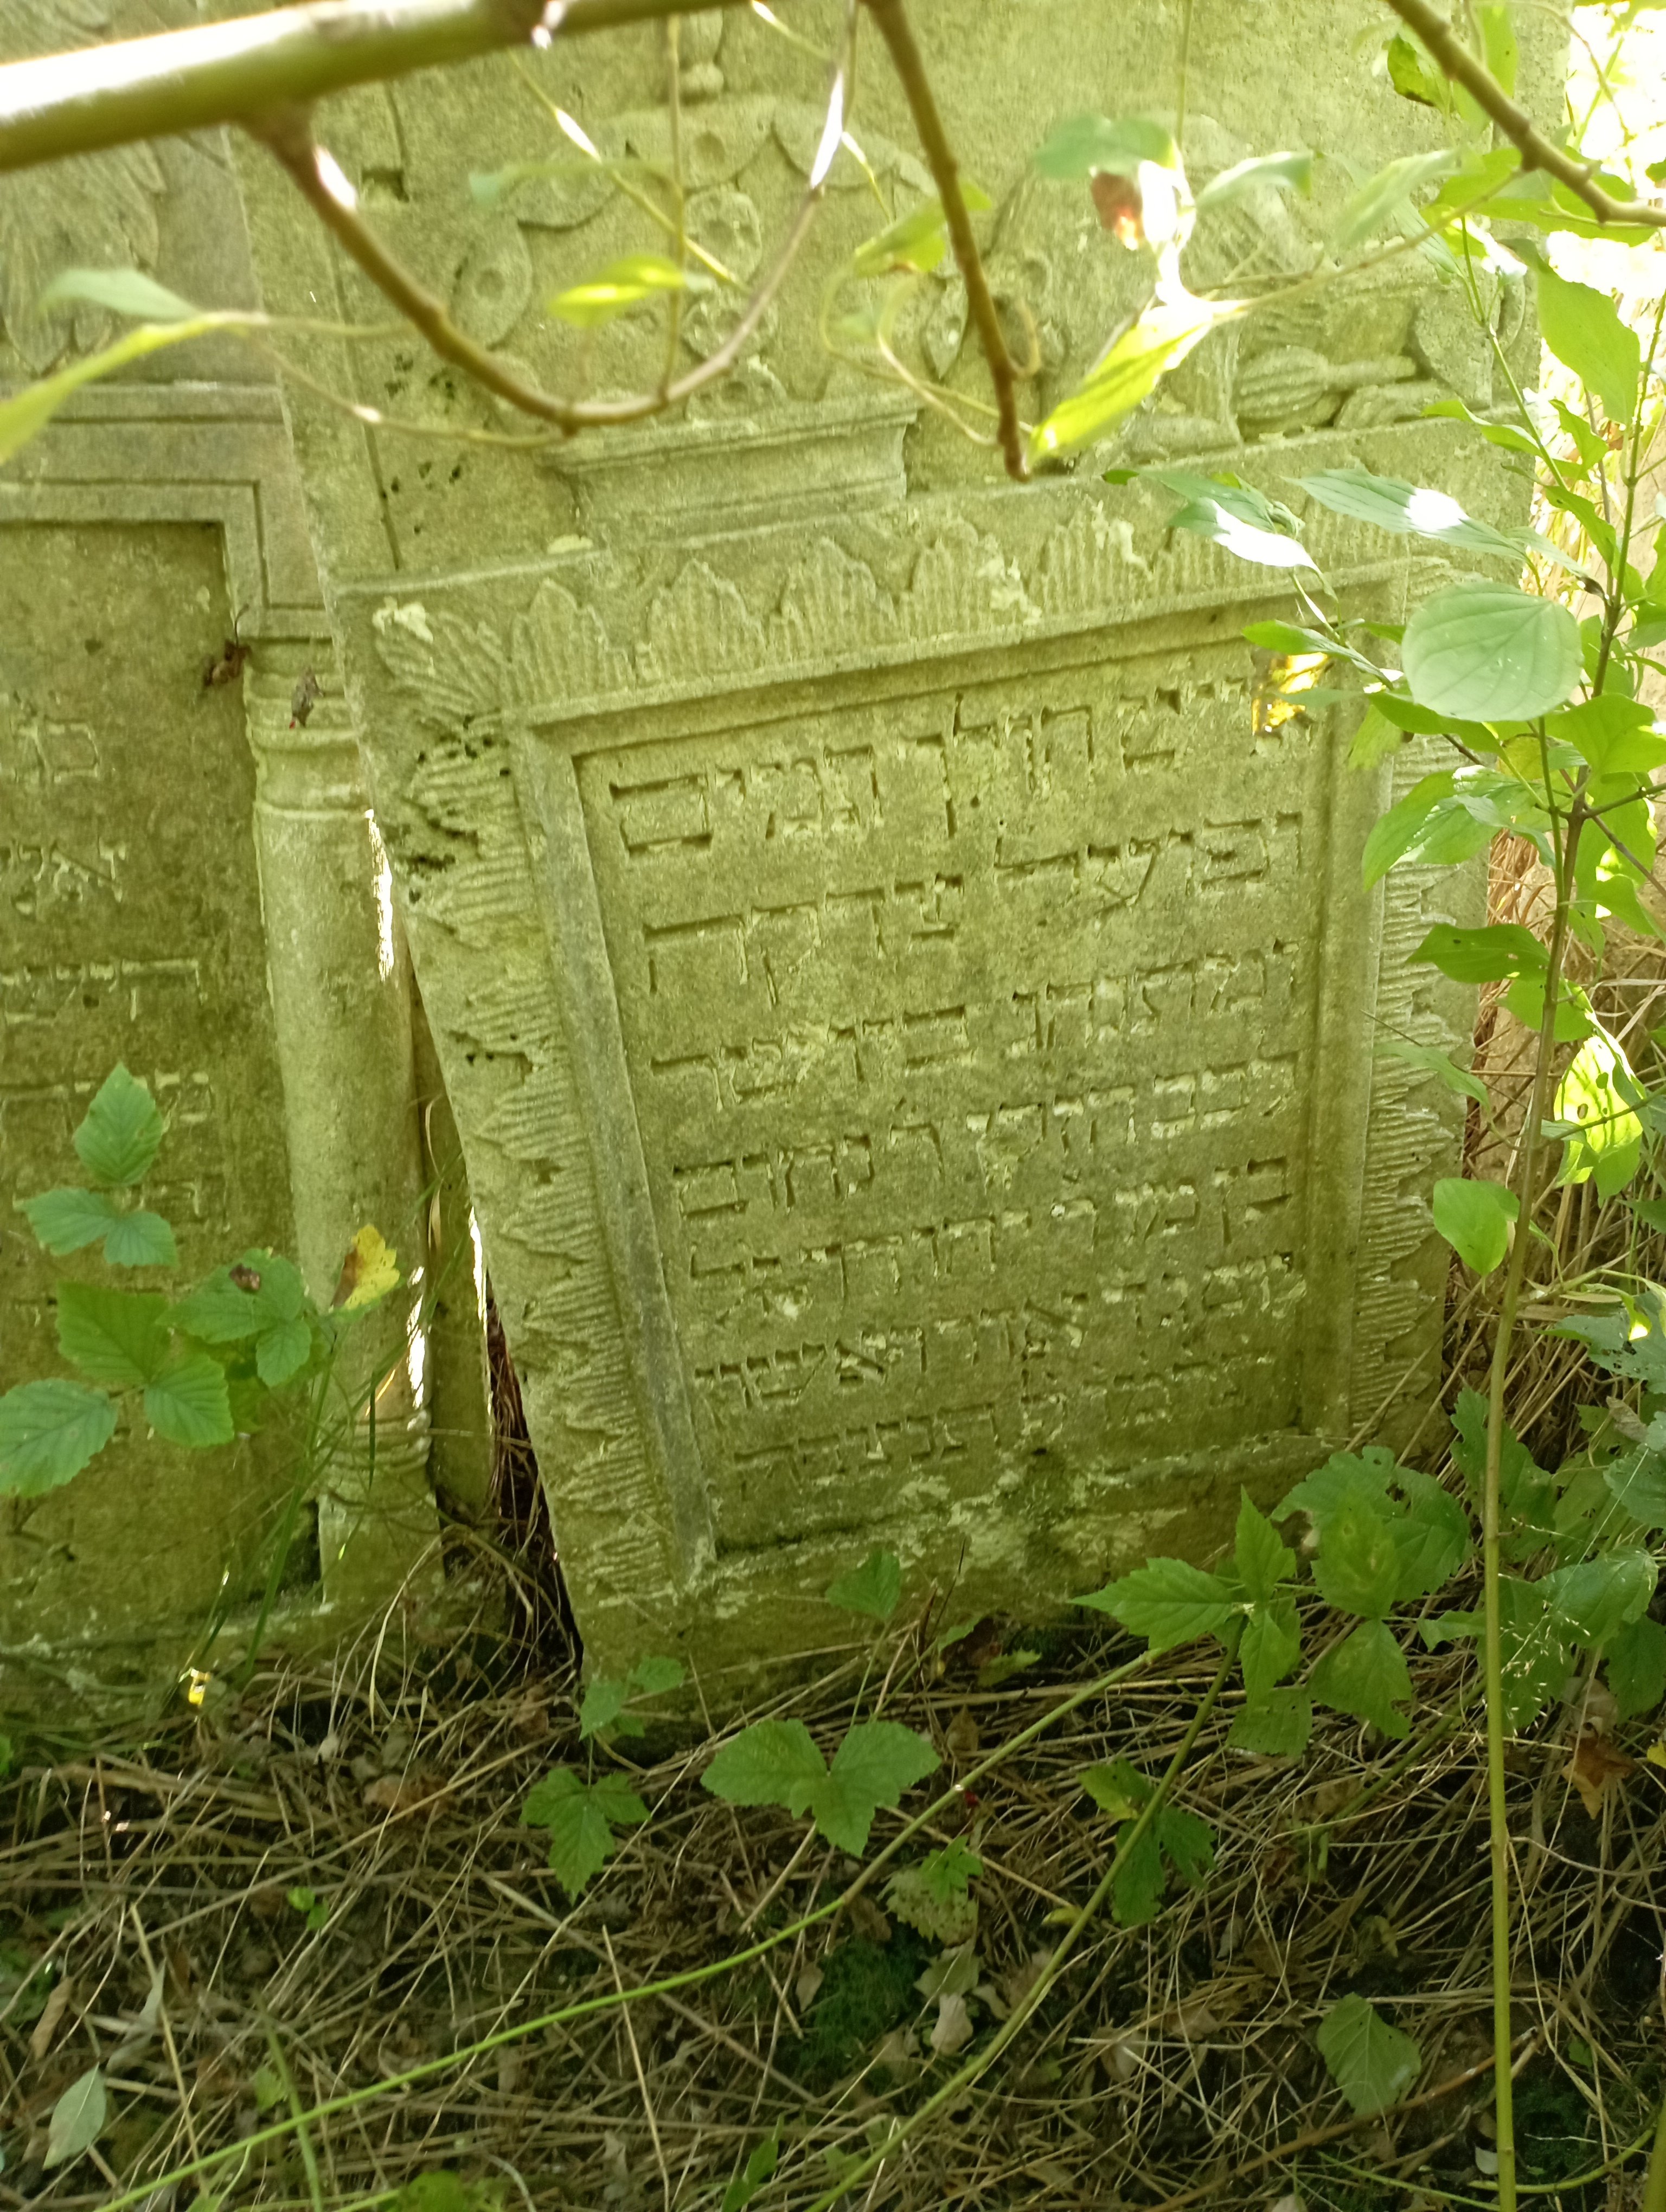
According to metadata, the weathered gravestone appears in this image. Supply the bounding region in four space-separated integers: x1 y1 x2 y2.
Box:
0 0 492 1713
229 1 1560 1685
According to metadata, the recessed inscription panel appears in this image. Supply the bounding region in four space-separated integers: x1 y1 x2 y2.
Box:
575 653 1328 1551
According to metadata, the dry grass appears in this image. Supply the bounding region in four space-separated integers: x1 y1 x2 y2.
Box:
1 1556 1662 2212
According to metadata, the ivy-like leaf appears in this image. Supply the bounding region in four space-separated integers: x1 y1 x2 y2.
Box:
73 1064 164 1187
826 1547 903 1622
1078 1558 1240 1650
1316 1995 1422 2114
56 1283 168 1388
809 1721 939 1855
1310 1619 1413 1738
522 1768 648 1897
144 1353 234 1449
0 1379 117 1495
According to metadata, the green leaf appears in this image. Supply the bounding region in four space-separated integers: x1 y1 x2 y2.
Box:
1605 1452 1666 1526
1226 1686 1313 1756
1361 771 1481 889
579 1678 630 1739
1535 265 1639 424
1112 1819 1165 1927
1032 113 1176 181
20 1186 121 1255
703 1719 827 1813
629 1655 686 1697
1432 1177 1518 1277
1080 1758 1151 1821
1389 1468 1472 1599
1316 1995 1422 2114
1157 1805 1215 1886
522 1768 647 1897
1348 702 1404 770
1555 1030 1644 1197
722 2130 780 2212
255 1315 312 1388
886 1835 984 1941
1277 1447 1394 1527
174 1252 306 1342
808 1721 939 1854
1386 31 1445 107
1606 1613 1666 1718
549 252 701 327
1409 923 1548 983
1195 150 1312 209
1312 1495 1402 1620
41 266 199 324
1422 394 1539 454
1379 1039 1491 1118
1166 494 1317 570
0 314 233 465
1233 1488 1295 1599
1310 1619 1413 1738
826 1547 902 1622
1332 150 1456 249
1240 1595 1302 1700
851 186 989 278
144 1354 233 1448
0 1380 117 1495
1077 1557 1240 1650
1030 295 1221 463
44 2064 107 2170
56 1283 168 1387
1539 1548 1656 1647
1547 696 1666 777
100 1211 178 1268
74 1064 164 1187
1478 3 1518 95
1296 466 1537 565
1401 582 1581 723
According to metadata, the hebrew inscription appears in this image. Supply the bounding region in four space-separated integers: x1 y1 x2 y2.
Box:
575 652 1329 1552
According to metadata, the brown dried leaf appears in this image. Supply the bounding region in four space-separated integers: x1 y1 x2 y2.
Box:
930 1990 975 2055
1564 1733 1633 1818
362 1767 446 1816
29 1974 74 2063
845 1893 891 1946
944 1706 981 1764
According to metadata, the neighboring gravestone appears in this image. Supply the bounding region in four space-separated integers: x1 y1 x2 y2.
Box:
0 0 492 1713
229 2 1558 1684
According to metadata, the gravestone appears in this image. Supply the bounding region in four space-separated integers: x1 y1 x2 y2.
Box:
228 1 1560 1685
0 0 492 1713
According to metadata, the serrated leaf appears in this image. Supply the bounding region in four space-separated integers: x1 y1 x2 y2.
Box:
1310 1619 1413 1738
1276 1448 1394 1527
255 1315 312 1387
1157 1805 1215 1886
44 2064 106 2169
1240 1594 1302 1699
1080 1759 1150 1821
1233 1489 1295 1599
808 1721 939 1854
1077 1557 1239 1651
1539 1547 1656 1647
1111 1818 1165 1927
1389 1468 1472 1599
1401 581 1581 722
0 1380 116 1495
1605 1452 1666 1526
99 1210 178 1269
521 1767 646 1897
73 1065 165 1187
18 1186 120 1255
887 1840 982 1944
1607 1613 1666 1718
1227 1686 1313 1755
144 1353 233 1449
56 1283 168 1387
702 1719 827 1812
174 1251 303 1343
826 1547 902 1622
1312 1495 1402 1621
1433 1177 1518 1277
629 1654 686 1697
578 1679 629 1738
1317 1995 1422 2114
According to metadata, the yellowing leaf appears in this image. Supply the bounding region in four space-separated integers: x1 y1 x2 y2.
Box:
1031 295 1225 463
332 1225 400 1311
549 253 701 327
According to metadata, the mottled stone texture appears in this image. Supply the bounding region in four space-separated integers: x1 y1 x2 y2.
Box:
213 1 1558 1689
0 2 492 1713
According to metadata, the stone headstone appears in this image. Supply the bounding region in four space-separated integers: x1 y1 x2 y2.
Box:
0 1 492 1712
228 2 1559 1684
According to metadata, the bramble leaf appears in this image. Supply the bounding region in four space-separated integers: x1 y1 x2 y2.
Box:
20 1186 119 1255
1311 1495 1401 1620
1317 1995 1422 2114
826 1547 902 1622
1310 1619 1413 1738
809 1721 939 1854
1227 1686 1313 1756
0 1380 117 1495
255 1315 312 1388
73 1065 164 1187
1539 1547 1655 1647
56 1284 168 1387
1233 1489 1295 1600
522 1767 648 1897
1607 1613 1666 1718
1240 1594 1302 1700
1078 1558 1239 1650
100 1210 178 1268
703 1719 827 1814
144 1353 234 1449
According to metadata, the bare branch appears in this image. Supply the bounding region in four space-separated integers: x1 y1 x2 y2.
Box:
861 0 1028 481
1383 0 1666 230
0 0 754 176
